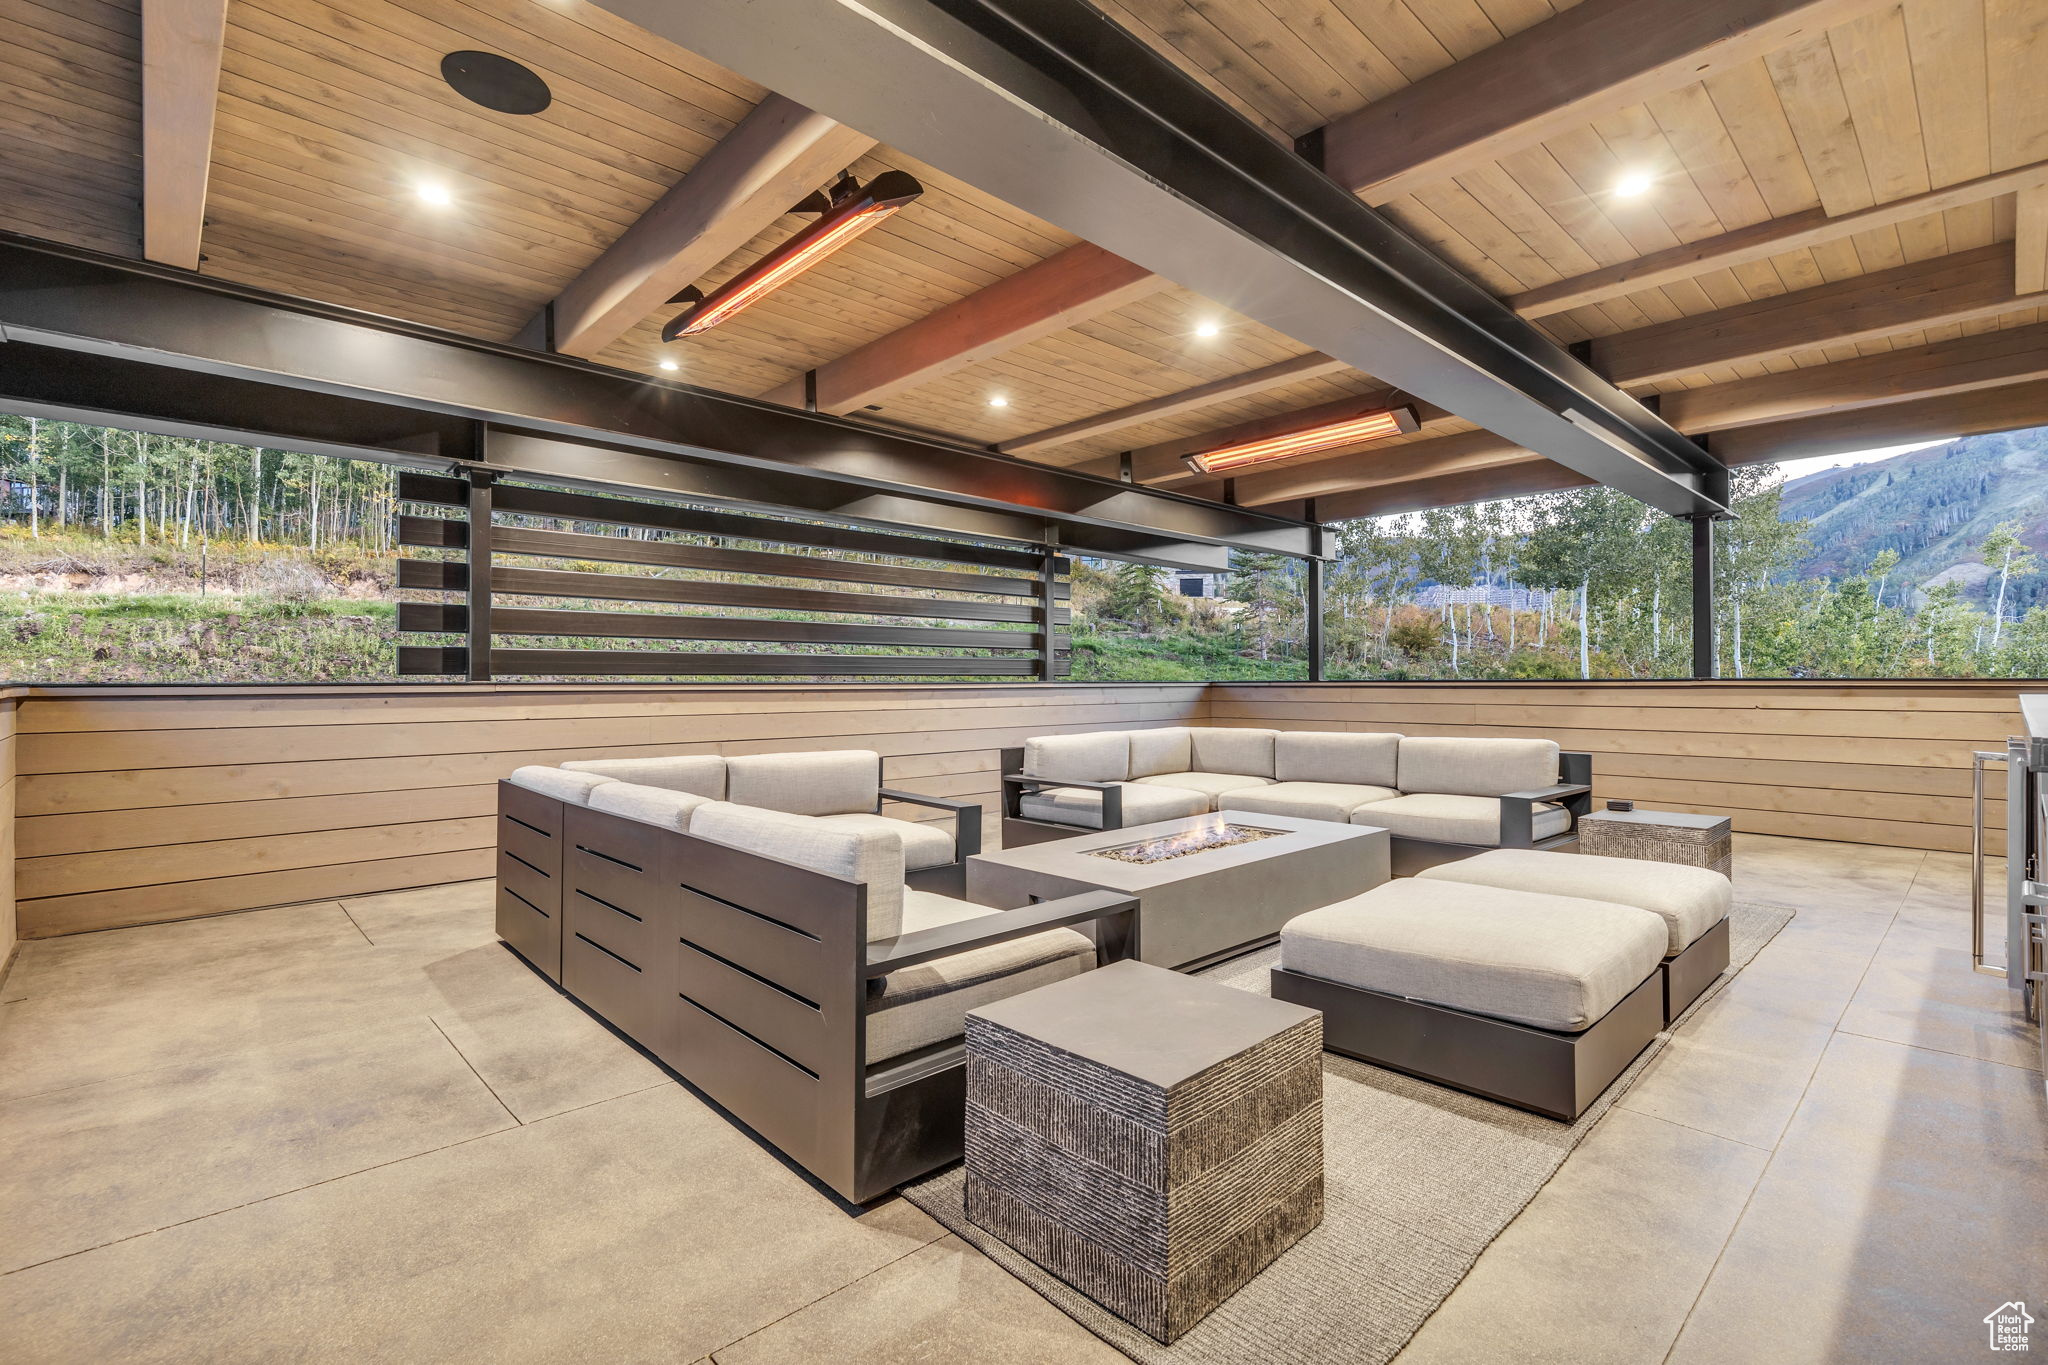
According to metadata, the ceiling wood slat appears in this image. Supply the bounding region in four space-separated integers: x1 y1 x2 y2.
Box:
141 0 227 269
1319 0 1889 205
1588 242 2044 386
1660 319 2048 431
758 242 1162 413
993 352 1352 455
532 95 875 358
1507 160 2048 318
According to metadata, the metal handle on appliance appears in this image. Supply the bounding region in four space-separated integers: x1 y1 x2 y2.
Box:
1972 750 2010 976
2027 913 2046 1085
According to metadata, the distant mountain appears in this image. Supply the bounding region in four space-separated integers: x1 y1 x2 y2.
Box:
1776 430 2048 613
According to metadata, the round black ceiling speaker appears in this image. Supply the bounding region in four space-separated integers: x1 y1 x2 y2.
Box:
440 50 552 116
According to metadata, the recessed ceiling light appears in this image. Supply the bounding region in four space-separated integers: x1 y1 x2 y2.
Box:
1613 171 1654 199
988 395 1009 408
416 181 453 208
657 359 679 372
1195 320 1221 338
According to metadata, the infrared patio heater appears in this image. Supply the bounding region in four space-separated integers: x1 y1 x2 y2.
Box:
662 170 925 341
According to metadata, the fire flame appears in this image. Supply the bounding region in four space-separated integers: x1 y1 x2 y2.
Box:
1089 818 1282 865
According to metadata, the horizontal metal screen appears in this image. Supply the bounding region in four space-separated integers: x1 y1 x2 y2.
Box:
395 472 1070 681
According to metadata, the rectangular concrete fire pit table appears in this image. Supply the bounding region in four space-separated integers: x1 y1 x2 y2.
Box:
967 812 1390 970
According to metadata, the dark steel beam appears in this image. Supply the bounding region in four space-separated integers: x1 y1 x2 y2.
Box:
1306 556 1325 682
465 469 495 683
0 339 1224 571
0 235 1306 564
592 0 1727 518
1691 515 1717 680
1691 466 1729 679
481 430 1232 572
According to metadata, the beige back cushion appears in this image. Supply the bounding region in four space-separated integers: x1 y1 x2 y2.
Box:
1127 727 1194 778
587 781 710 832
507 766 618 805
563 755 727 799
1275 731 1401 787
1024 731 1130 784
724 750 880 817
1188 727 1278 778
1397 737 1560 798
688 802 904 941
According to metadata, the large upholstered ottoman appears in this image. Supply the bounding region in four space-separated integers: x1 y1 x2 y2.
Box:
963 960 1323 1344
1271 880 1667 1120
1417 848 1732 1021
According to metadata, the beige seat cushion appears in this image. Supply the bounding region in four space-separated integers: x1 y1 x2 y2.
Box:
1274 731 1401 788
1019 781 1208 830
1024 731 1130 784
1352 792 1568 846
1127 727 1195 779
815 812 955 870
1279 879 1667 1032
725 750 880 817
688 802 904 941
587 781 709 832
1189 727 1278 778
1132 771 1274 803
1221 781 1399 824
1396 736 1560 798
1418 848 1729 954
563 755 726 799
507 765 618 805
866 890 1095 1063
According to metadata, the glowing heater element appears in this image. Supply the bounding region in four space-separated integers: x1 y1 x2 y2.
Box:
1182 406 1418 474
663 171 924 341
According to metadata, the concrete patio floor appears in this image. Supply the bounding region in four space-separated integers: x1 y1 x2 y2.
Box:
0 833 2041 1363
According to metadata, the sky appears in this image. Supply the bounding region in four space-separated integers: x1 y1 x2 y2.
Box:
1774 439 1953 484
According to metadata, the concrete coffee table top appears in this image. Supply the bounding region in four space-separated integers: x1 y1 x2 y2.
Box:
969 958 1319 1091
970 812 1382 893
1581 808 1730 833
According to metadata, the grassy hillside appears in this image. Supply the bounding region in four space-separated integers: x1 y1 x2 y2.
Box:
1780 431 2048 610
0 528 401 683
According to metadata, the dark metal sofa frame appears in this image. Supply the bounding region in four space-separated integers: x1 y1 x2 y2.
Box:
881 785 981 897
998 744 1597 874
495 779 1135 1204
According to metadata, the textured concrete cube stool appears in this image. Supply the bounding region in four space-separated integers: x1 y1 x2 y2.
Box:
1417 847 1733 1022
963 960 1324 1344
1578 808 1732 876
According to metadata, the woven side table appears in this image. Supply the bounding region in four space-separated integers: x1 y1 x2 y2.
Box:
1579 808 1733 876
963 960 1323 1344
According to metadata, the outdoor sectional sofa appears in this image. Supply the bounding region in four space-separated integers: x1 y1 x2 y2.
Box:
1001 727 1592 875
495 764 1136 1204
548 748 981 894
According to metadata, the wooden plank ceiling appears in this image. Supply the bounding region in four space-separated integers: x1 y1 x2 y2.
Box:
3 0 2048 517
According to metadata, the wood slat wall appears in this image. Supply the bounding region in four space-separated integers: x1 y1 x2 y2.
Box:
8 683 1208 937
9 679 2036 940
0 692 17 970
1211 681 2030 854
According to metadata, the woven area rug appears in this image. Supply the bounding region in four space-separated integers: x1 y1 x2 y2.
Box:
900 898 1796 1365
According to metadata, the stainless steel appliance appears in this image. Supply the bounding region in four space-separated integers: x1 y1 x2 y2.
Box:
1974 694 2048 1085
